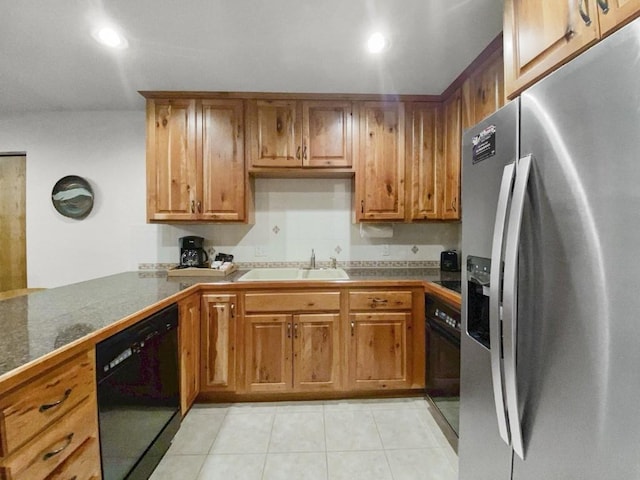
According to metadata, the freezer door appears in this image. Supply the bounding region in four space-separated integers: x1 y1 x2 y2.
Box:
458 100 519 480
514 18 640 479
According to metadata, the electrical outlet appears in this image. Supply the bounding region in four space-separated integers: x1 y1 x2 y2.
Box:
254 246 267 257
382 244 390 256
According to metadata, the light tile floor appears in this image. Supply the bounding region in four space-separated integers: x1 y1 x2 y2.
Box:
150 397 458 480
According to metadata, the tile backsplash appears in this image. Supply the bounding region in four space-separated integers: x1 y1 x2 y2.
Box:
133 178 461 266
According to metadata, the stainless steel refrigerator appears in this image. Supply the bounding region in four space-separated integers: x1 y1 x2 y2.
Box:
459 17 640 480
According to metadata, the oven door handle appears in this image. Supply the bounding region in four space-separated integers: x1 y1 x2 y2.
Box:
489 162 516 446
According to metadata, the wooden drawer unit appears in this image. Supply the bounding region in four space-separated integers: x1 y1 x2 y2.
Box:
0 350 94 458
0 396 98 480
348 288 418 390
349 290 412 311
45 437 100 480
245 291 341 313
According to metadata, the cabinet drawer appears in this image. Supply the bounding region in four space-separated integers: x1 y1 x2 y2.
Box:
45 437 101 480
0 397 98 480
349 291 413 310
0 350 95 458
245 292 340 312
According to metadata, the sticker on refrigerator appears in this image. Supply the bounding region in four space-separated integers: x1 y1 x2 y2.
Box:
472 125 496 164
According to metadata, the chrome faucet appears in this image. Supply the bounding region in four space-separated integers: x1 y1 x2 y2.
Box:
310 249 316 269
330 256 337 269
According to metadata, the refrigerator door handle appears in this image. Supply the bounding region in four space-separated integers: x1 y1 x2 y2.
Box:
489 162 516 446
503 154 533 460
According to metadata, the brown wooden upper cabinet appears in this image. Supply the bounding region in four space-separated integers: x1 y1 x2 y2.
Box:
441 90 462 220
356 101 406 221
504 0 640 98
461 48 505 131
405 102 441 221
247 99 354 170
146 98 246 222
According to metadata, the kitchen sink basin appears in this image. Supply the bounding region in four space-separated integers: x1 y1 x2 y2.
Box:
237 267 349 281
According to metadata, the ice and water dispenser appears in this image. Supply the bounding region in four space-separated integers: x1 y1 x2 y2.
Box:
466 256 492 349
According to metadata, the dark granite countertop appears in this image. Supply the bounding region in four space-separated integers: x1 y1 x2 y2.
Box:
0 268 461 380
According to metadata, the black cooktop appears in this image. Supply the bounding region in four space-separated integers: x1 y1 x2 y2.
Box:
433 280 461 294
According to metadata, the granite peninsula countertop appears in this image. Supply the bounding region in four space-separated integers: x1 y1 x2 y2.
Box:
0 268 461 380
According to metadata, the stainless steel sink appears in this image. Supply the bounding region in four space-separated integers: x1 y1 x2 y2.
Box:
237 267 349 281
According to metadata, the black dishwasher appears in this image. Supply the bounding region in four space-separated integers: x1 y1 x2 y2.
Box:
96 303 180 480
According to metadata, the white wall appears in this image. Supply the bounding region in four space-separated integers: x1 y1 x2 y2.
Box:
0 111 460 288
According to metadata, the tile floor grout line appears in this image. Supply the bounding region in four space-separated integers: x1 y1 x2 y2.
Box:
260 411 277 480
322 404 329 480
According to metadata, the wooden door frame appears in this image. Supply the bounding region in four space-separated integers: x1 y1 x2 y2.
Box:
0 153 27 292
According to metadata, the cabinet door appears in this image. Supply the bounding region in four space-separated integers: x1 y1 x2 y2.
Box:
348 312 412 390
504 0 599 98
471 50 505 126
598 0 640 34
406 102 441 221
441 90 461 220
248 100 301 167
357 102 405 221
146 99 198 221
199 99 246 221
293 313 341 391
201 294 236 392
302 101 353 167
179 294 201 414
245 314 292 392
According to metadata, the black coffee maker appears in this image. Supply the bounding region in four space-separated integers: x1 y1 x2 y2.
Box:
179 236 209 268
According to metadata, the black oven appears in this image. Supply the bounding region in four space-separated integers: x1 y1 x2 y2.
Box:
96 303 180 480
425 292 461 437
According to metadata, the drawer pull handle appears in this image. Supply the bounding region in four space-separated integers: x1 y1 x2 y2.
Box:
43 433 74 460
370 298 388 304
39 389 72 412
294 323 298 339
351 321 355 336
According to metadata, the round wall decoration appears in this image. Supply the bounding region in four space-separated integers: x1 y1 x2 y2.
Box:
51 175 94 219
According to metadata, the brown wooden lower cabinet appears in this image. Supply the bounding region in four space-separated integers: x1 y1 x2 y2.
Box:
179 293 201 414
245 313 341 393
0 350 101 480
348 312 412 390
200 294 237 393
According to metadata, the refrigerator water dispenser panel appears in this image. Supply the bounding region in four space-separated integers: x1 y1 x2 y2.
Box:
466 256 492 349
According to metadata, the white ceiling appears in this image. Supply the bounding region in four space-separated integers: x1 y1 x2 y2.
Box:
0 0 503 113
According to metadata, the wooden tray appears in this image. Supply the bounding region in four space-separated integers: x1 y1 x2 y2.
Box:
166 264 238 277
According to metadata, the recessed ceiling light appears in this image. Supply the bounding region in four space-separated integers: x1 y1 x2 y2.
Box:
367 32 389 54
93 26 128 49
